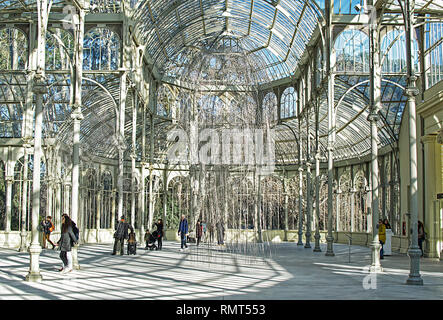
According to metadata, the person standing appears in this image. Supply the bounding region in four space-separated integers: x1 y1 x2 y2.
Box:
178 215 188 251
418 220 426 257
112 216 134 255
378 219 386 260
56 215 77 274
383 218 391 230
196 219 203 246
40 216 56 249
216 220 225 246
155 219 164 250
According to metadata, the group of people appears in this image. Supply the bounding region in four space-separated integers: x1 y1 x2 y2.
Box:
178 215 226 251
378 218 426 259
40 214 79 274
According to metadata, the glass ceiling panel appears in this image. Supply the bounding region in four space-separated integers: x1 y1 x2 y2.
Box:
132 0 322 83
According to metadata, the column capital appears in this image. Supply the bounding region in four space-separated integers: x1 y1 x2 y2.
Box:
367 112 380 122
5 175 14 183
32 75 48 95
298 166 304 172
404 86 419 98
421 134 437 145
71 109 84 121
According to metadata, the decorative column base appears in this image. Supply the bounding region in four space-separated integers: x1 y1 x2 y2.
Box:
18 231 28 252
313 233 321 252
325 235 334 256
297 230 303 245
304 233 311 248
25 244 42 282
71 244 81 270
370 240 383 273
406 247 423 285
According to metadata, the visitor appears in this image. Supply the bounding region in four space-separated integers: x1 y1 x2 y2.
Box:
144 229 151 249
56 215 77 274
40 216 56 249
62 213 79 243
178 214 188 251
418 220 425 257
196 219 203 246
112 215 134 255
216 220 225 246
383 218 391 229
155 219 164 250
378 219 386 260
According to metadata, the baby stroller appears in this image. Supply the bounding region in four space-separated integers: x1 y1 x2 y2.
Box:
145 230 158 251
127 232 137 255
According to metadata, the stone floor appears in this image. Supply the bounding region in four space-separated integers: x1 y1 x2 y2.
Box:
0 241 442 300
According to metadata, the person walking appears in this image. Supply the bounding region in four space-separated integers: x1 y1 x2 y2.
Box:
40 216 56 249
155 219 164 250
178 215 188 251
378 219 386 260
196 219 203 246
112 216 134 255
418 220 426 257
56 215 77 274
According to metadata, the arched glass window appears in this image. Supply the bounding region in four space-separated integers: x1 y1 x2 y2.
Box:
262 92 278 124
381 29 419 74
0 104 22 138
157 85 173 117
101 171 113 229
176 93 190 125
198 94 225 123
280 87 297 119
334 29 369 73
46 28 74 70
84 169 97 229
83 28 120 70
0 28 28 70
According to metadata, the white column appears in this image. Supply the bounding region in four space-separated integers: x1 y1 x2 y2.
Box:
19 141 30 252
70 110 83 270
421 135 439 258
305 161 312 248
25 74 46 282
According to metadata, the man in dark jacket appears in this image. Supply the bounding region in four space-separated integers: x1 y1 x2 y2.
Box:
112 216 134 255
178 215 188 251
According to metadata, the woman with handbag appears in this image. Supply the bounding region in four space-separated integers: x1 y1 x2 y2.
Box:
56 215 77 274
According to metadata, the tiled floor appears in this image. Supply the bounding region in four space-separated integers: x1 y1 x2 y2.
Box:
0 241 442 300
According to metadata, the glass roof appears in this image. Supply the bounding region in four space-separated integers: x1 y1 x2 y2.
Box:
132 0 323 83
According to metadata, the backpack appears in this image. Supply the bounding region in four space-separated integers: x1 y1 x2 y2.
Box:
72 223 79 242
